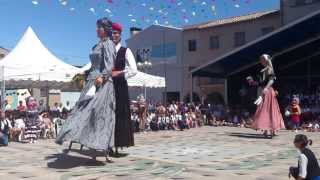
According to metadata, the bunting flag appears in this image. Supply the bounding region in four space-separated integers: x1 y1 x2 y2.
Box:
29 0 253 27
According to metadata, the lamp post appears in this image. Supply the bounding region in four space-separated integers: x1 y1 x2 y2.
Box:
137 48 152 100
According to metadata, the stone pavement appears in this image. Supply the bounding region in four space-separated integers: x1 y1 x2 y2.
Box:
0 127 319 180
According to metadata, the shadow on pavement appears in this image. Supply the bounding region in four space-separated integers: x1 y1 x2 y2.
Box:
229 132 269 139
110 153 129 158
46 153 105 169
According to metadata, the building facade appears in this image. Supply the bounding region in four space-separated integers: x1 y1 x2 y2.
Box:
126 0 320 103
126 25 183 102
182 10 281 103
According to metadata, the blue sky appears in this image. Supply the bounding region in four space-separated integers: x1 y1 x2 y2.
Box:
0 0 279 66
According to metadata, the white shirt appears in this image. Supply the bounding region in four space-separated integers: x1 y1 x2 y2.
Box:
115 43 138 79
0 119 12 130
5 104 12 111
64 104 71 111
14 118 25 129
298 153 308 178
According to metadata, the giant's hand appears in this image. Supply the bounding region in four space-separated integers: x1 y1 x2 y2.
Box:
254 96 263 105
112 70 122 77
95 76 104 86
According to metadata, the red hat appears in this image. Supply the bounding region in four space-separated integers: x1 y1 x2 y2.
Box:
112 23 122 32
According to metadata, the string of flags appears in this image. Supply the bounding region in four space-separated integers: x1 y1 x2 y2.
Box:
30 0 251 27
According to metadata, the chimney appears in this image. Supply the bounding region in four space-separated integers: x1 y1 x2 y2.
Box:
130 27 142 37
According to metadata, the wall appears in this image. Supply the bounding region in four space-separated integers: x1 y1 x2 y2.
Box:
126 25 183 102
282 0 320 24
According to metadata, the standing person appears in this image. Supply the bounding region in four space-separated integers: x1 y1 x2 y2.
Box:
37 100 47 114
51 102 60 119
63 101 71 113
56 17 116 162
24 96 41 143
4 100 12 111
138 95 147 132
58 103 63 114
289 134 320 180
111 22 137 153
290 97 302 132
17 100 26 112
252 54 285 138
245 76 259 117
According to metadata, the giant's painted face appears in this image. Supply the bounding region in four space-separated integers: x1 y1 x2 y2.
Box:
26 97 37 110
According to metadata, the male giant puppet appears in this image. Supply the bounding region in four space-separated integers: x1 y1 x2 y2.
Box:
111 23 137 154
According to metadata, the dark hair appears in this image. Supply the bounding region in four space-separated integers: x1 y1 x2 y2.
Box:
96 17 113 36
294 134 313 147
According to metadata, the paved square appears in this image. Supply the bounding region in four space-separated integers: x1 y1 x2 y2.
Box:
0 127 319 180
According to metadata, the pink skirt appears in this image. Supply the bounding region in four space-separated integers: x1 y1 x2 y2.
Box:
252 87 285 131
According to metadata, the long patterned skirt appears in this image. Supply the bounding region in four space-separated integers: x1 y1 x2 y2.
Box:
56 79 116 150
252 87 285 131
25 111 40 140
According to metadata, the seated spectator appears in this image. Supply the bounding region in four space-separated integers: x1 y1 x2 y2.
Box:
11 111 25 142
0 111 12 146
149 115 159 131
39 112 54 139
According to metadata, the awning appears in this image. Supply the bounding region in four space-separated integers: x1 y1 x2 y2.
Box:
192 9 320 78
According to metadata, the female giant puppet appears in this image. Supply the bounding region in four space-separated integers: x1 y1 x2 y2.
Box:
56 17 116 162
252 54 285 138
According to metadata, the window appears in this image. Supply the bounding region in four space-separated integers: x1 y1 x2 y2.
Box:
261 26 274 35
188 39 197 52
40 88 48 97
234 32 246 47
209 36 220 49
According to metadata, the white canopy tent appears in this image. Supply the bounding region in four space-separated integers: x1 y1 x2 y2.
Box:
127 71 165 88
0 26 81 109
0 27 80 84
81 63 166 88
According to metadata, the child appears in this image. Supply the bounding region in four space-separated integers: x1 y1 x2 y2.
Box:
290 97 302 132
12 111 25 142
24 96 41 143
289 134 320 180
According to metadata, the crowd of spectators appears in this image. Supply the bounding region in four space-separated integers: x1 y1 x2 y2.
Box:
0 100 71 146
2 87 320 146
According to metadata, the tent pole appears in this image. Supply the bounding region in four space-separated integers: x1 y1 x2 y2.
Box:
191 74 193 103
1 66 5 112
144 86 147 101
308 59 311 88
224 78 228 106
46 80 49 109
